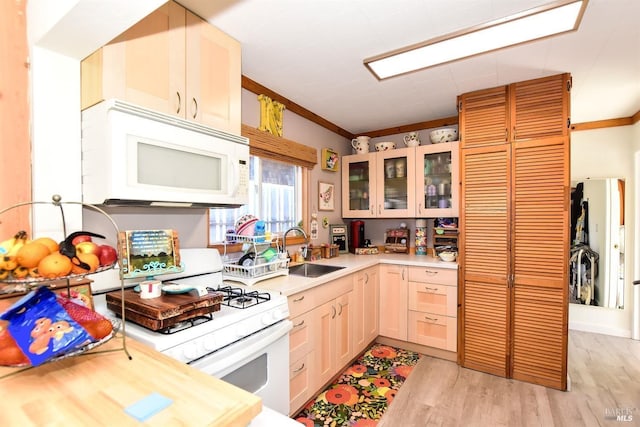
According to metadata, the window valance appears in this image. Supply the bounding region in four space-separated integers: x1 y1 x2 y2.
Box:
242 124 317 169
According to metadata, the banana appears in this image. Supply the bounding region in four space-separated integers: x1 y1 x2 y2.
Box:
7 231 29 257
0 230 27 256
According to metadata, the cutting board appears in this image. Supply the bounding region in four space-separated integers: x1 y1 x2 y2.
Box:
106 289 224 331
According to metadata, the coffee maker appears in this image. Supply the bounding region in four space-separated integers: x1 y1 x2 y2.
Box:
349 220 365 253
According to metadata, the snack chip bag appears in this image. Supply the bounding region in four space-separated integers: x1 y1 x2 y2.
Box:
0 286 95 366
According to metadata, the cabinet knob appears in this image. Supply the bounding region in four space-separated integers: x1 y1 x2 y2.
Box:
293 363 305 373
176 91 181 114
293 295 305 302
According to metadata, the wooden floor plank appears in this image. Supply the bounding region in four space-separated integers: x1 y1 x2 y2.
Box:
379 331 640 426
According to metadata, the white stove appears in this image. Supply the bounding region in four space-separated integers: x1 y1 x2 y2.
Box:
93 248 293 417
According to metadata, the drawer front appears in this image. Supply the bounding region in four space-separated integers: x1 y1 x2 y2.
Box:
288 275 353 318
289 310 314 363
408 310 457 351
289 351 314 416
408 281 457 317
408 266 457 286
288 289 318 318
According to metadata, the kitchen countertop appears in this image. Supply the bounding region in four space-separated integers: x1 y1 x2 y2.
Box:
254 253 457 296
0 335 261 426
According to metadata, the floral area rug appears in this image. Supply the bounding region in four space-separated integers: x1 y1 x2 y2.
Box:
294 344 421 426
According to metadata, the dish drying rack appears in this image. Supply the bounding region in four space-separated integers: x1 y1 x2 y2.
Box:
222 234 289 286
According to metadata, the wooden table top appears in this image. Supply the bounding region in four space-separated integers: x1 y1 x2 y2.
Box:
0 335 261 426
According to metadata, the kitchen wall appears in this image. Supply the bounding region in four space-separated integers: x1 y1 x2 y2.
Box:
240 89 351 245
570 124 638 338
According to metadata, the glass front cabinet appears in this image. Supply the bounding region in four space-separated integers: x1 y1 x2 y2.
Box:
342 143 457 218
376 147 416 217
342 152 377 218
342 148 416 218
415 141 459 217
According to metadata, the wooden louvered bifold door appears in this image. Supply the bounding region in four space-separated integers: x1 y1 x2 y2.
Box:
460 145 510 377
511 73 571 141
458 86 509 149
511 137 569 390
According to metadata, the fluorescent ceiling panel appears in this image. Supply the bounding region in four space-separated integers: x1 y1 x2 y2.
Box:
365 0 588 80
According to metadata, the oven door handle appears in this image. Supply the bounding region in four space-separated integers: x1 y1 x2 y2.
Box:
189 319 293 377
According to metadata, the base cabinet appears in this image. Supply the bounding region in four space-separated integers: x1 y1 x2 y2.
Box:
378 264 408 341
407 266 458 352
287 276 353 415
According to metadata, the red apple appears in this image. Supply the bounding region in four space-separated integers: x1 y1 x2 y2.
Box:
72 234 93 246
75 241 100 256
97 244 118 266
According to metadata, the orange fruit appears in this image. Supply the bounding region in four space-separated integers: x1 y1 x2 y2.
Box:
37 252 72 278
70 252 100 274
32 237 59 253
16 242 51 268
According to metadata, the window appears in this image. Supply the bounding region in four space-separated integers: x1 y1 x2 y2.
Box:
209 156 302 244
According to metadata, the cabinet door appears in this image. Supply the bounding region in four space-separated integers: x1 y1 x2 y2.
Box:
353 266 379 355
458 86 509 149
185 10 241 134
335 292 353 369
342 153 377 218
378 264 408 341
511 137 569 389
511 73 571 141
460 145 510 377
415 141 459 217
314 300 336 387
81 1 186 114
363 267 379 345
376 148 416 217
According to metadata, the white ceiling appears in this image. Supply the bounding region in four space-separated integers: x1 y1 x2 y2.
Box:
180 0 640 134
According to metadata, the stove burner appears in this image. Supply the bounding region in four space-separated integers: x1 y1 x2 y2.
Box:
211 285 271 309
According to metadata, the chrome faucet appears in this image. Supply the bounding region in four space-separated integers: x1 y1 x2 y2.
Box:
283 226 309 260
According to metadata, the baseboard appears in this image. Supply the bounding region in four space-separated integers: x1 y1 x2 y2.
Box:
376 336 457 362
569 321 631 338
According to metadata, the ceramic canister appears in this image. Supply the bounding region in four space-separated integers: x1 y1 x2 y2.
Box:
415 219 427 255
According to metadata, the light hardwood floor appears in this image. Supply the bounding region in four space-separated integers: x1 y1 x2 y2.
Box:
379 331 640 426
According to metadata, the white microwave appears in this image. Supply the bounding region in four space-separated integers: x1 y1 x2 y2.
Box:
81 100 249 208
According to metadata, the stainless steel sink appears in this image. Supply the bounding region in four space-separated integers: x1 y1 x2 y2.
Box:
288 263 345 278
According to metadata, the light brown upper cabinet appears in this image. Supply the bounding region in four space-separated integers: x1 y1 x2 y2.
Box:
81 1 241 135
458 73 571 391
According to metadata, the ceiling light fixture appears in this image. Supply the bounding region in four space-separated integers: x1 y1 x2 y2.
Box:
364 0 588 80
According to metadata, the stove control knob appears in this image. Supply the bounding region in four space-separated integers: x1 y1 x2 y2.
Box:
261 313 273 326
203 335 217 351
271 308 285 321
183 341 200 360
237 325 249 337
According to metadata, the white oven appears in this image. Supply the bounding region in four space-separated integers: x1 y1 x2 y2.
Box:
189 317 292 414
93 249 300 424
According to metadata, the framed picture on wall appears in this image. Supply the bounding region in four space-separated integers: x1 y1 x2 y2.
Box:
318 181 335 211
321 148 339 172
